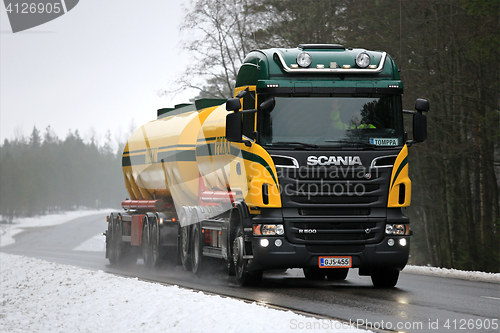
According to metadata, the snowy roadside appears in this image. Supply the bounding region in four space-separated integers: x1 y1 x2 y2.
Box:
0 209 112 247
402 265 500 283
0 253 369 333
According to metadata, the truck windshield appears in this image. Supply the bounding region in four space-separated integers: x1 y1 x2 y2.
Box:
259 96 404 148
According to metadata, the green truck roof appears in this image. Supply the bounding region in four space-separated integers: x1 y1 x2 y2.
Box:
236 44 402 92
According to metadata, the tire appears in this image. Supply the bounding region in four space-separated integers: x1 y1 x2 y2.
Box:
107 215 118 265
180 220 192 271
191 222 205 276
233 224 262 286
303 267 326 280
371 268 400 288
110 215 137 266
326 268 349 281
142 218 153 269
150 216 162 268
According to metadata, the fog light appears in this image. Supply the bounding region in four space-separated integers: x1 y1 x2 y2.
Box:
399 238 407 247
260 239 269 247
275 239 282 247
388 238 395 247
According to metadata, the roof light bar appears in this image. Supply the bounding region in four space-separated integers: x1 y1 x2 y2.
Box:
274 52 387 74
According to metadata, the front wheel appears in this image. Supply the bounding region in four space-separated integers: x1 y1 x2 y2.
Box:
371 268 399 288
233 224 262 286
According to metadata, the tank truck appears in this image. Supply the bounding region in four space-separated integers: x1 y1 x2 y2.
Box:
105 44 429 287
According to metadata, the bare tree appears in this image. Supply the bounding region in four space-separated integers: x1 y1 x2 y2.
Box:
174 0 261 99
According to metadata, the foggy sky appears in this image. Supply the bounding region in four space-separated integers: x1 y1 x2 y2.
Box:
0 0 194 145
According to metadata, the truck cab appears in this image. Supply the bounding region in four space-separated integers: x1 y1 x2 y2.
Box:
225 44 429 287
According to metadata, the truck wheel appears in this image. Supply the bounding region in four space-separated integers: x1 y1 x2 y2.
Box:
110 215 137 266
326 268 349 281
180 224 192 271
233 224 262 286
371 268 399 288
191 222 205 276
107 214 119 265
303 267 326 280
150 217 162 268
142 218 153 268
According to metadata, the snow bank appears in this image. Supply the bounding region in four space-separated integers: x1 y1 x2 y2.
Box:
403 265 500 283
0 253 368 333
0 209 112 247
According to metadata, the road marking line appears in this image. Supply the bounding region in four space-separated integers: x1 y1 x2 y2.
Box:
481 296 500 301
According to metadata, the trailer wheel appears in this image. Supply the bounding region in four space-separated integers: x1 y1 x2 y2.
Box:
107 214 119 265
303 267 326 280
326 268 349 281
150 218 162 268
179 210 192 271
191 222 205 276
371 268 399 288
233 224 262 286
109 215 136 266
142 218 153 268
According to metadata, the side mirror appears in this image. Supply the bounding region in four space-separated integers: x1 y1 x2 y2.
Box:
226 112 242 142
226 98 241 112
415 98 429 112
413 112 427 143
259 97 276 112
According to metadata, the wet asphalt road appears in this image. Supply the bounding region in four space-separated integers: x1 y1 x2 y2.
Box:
2 213 499 333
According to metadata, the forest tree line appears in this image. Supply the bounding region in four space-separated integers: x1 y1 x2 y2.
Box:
0 127 127 221
177 0 499 272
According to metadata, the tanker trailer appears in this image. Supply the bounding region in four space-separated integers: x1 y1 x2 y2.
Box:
105 44 429 287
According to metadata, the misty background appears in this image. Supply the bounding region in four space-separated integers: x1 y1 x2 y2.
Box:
1 0 499 273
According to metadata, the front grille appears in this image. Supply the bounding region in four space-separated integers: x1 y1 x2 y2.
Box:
287 167 373 181
285 219 384 245
299 208 371 216
278 166 391 208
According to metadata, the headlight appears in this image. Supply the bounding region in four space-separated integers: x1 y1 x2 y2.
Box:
385 224 410 235
254 224 284 236
297 52 312 68
355 52 370 68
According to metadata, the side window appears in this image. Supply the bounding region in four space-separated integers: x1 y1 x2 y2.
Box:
242 90 256 139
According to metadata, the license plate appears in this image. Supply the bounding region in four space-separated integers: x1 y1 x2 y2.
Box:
319 256 352 268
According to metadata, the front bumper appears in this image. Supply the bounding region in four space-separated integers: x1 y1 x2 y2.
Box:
248 235 410 271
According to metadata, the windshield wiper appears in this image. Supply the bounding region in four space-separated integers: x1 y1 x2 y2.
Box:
269 141 319 148
324 140 378 148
